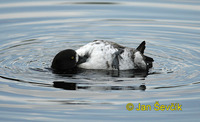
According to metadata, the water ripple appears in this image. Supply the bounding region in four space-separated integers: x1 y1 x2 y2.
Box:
0 0 200 121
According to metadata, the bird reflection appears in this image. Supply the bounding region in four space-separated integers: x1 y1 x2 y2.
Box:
52 68 148 91
52 68 149 78
53 81 146 91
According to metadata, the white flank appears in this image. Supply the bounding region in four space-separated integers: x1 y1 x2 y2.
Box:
76 53 79 63
76 40 146 70
134 51 146 70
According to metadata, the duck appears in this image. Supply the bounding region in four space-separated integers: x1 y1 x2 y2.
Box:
51 40 154 71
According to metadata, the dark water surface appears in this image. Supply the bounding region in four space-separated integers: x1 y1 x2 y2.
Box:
0 0 200 121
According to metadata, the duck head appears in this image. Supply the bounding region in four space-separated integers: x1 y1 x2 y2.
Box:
51 49 79 71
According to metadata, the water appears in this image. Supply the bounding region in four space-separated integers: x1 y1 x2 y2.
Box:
0 0 200 121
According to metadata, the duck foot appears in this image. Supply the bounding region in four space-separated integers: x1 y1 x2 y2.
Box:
112 49 124 71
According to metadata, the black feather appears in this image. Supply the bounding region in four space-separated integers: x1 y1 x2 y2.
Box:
136 41 146 54
144 55 154 69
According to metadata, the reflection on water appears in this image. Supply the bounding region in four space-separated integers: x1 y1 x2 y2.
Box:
53 81 146 91
51 68 149 78
0 0 200 121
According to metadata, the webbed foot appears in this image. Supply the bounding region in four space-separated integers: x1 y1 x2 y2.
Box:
112 49 124 71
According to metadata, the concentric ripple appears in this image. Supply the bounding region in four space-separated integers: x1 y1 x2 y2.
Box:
0 0 200 121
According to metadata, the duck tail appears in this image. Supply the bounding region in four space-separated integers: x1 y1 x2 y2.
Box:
136 41 146 54
136 41 154 69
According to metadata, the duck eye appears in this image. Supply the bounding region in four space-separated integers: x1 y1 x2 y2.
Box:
71 56 74 60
